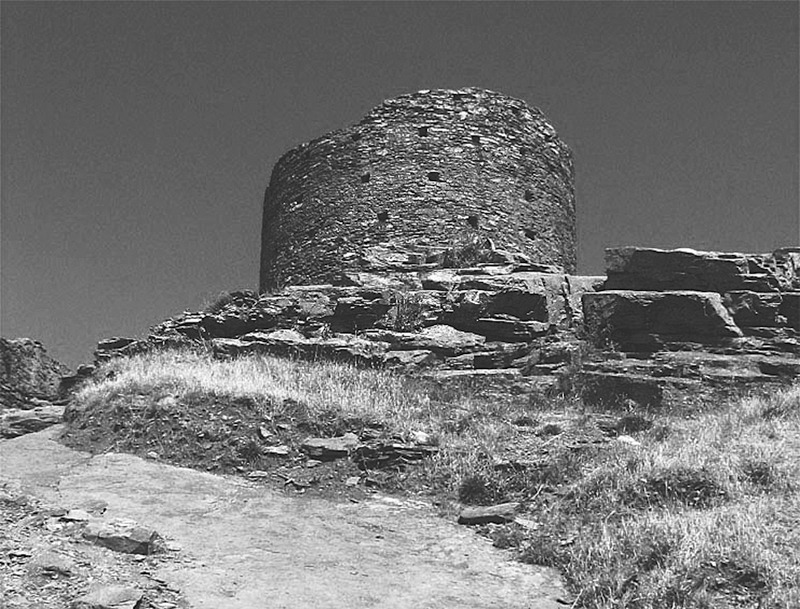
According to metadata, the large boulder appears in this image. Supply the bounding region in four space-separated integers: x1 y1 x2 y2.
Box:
0 338 69 409
582 291 742 351
604 247 781 292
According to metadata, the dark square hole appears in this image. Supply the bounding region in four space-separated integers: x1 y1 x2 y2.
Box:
361 173 371 183
418 126 429 136
352 133 362 142
427 171 441 182
377 211 389 222
471 135 480 144
467 215 479 228
524 190 534 202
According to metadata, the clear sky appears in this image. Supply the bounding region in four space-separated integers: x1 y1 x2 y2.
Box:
2 2 798 368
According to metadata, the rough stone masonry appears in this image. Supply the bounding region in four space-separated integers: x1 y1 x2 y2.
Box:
260 87 576 291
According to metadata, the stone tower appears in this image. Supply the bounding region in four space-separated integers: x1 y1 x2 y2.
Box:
260 87 576 291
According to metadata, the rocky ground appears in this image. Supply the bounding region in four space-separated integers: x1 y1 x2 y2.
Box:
1 477 187 609
1 427 568 609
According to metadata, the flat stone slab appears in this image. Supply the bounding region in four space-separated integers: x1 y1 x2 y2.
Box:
72 585 142 609
458 502 520 525
83 518 161 555
0 427 566 609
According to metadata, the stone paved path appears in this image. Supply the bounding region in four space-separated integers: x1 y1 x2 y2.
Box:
0 427 566 608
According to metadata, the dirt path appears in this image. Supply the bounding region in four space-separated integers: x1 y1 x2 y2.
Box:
1 427 566 608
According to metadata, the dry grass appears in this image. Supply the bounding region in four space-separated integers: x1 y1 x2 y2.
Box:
518 388 800 608
66 349 800 608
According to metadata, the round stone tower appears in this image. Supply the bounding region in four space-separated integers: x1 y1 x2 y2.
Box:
260 87 576 291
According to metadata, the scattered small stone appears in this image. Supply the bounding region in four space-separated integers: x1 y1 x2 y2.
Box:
263 445 290 457
457 502 520 525
409 430 431 445
8 549 33 559
345 476 360 487
0 404 65 438
146 451 159 460
83 519 161 555
246 470 271 479
354 441 437 469
72 585 143 609
81 499 109 515
62 508 91 522
512 516 540 530
301 433 359 460
258 425 271 439
617 435 641 447
305 459 322 468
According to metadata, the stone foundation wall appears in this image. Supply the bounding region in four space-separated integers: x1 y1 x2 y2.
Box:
260 88 576 290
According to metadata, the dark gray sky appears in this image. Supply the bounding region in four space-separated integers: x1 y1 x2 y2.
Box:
2 2 798 367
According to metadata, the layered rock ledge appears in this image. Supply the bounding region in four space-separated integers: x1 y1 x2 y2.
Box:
92 246 799 410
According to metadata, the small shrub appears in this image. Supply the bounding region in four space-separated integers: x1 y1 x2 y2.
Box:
390 293 427 331
760 390 799 420
202 291 234 315
740 458 777 487
648 421 672 442
616 413 652 434
441 234 494 268
237 438 263 465
458 474 492 505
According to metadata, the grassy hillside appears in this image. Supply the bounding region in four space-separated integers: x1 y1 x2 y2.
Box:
62 348 800 608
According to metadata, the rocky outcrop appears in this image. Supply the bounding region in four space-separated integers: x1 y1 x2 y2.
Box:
89 246 798 410
575 247 799 407
1 338 69 410
588 247 799 351
95 267 604 386
0 338 70 437
604 247 800 293
582 291 742 351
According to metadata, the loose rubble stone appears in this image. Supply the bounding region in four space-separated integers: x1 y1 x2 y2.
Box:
354 441 438 469
72 585 143 609
301 433 360 460
382 349 439 369
83 518 161 555
62 508 91 522
27 549 76 577
263 445 290 457
458 502 520 525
